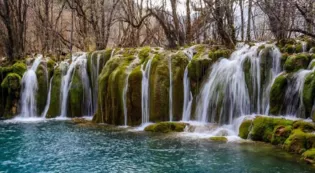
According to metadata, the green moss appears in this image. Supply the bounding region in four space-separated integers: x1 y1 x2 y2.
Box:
295 43 303 53
139 46 151 61
293 121 315 132
281 53 289 65
239 119 252 139
250 116 293 143
284 129 308 154
302 148 315 164
303 72 315 118
144 122 187 133
269 74 288 115
209 136 228 142
12 61 27 77
284 53 310 72
93 54 133 125
1 73 21 91
208 49 232 61
271 125 292 145
283 44 295 54
36 65 49 115
47 67 62 118
257 45 266 52
68 68 84 117
126 66 143 125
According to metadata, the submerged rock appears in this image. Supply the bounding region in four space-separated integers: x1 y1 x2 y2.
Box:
209 136 228 142
144 122 187 133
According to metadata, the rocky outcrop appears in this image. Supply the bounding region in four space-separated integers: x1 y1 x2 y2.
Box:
239 116 315 165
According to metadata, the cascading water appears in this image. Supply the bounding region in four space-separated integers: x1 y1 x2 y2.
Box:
195 45 251 124
19 55 43 118
168 56 173 122
80 60 93 116
59 53 91 118
182 47 194 121
41 77 53 117
260 45 282 114
141 58 153 125
90 52 101 115
285 70 312 118
195 43 281 124
123 57 140 126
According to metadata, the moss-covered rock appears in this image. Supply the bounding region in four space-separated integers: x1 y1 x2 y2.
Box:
67 67 85 117
12 61 27 77
208 49 232 62
284 53 310 72
126 66 142 126
1 73 22 91
94 54 134 125
209 136 228 142
36 64 49 115
249 116 293 143
269 74 288 115
239 119 252 139
271 125 292 145
144 122 187 133
283 44 295 54
47 67 63 118
139 46 151 61
303 72 315 119
0 73 22 119
302 149 315 165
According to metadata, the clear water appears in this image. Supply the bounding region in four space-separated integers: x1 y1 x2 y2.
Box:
0 121 314 173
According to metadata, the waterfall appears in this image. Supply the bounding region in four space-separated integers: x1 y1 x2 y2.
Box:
80 59 93 116
60 53 89 118
90 52 101 115
41 77 53 117
19 55 43 117
261 45 282 114
123 57 140 126
195 45 251 124
141 58 153 124
168 56 173 121
285 70 312 117
182 47 194 121
301 41 308 52
182 67 193 121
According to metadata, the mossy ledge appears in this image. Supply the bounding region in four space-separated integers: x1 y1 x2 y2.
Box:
239 116 315 166
144 122 188 133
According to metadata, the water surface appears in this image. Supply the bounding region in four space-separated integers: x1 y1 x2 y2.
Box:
0 120 314 173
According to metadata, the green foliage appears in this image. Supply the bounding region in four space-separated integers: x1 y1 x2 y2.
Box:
144 122 187 133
